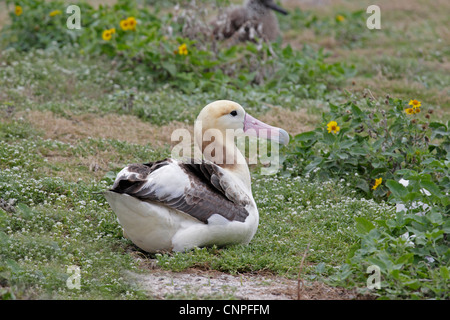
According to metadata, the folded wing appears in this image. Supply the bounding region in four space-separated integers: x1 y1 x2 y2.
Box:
110 159 250 224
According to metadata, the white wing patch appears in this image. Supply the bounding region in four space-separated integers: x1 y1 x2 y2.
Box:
110 159 250 224
142 161 190 200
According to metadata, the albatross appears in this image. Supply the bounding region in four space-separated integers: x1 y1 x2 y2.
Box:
103 100 289 253
212 0 289 42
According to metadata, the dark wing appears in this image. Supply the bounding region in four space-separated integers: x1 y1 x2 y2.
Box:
110 159 250 224
212 7 248 39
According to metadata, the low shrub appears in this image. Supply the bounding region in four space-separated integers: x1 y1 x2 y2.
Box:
284 95 449 298
2 0 353 97
284 95 449 197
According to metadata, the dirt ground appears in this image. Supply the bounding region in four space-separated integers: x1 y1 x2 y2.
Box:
128 268 372 300
125 253 373 300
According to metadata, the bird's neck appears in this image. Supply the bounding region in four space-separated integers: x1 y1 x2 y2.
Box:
246 0 269 17
195 129 251 192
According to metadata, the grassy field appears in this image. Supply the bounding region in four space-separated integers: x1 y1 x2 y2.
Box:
0 0 448 299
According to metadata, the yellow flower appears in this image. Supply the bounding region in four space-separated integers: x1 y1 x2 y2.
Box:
372 177 382 190
178 43 188 55
405 108 414 115
49 10 62 17
336 15 345 22
413 107 421 114
110 28 116 34
127 17 137 31
15 5 23 16
102 29 112 41
408 99 421 109
326 121 340 134
120 17 137 31
120 19 129 31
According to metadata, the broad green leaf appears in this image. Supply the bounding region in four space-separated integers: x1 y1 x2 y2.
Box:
349 147 366 156
0 231 9 245
351 104 363 117
305 157 323 173
403 191 423 202
440 266 450 280
427 210 443 225
295 131 316 142
419 180 441 197
404 280 421 290
355 179 369 193
161 61 177 76
442 220 450 233
340 140 357 149
355 217 375 234
390 269 401 280
386 179 408 199
336 152 349 160
323 132 336 145
429 122 448 140
395 253 414 266
366 257 387 272
17 203 32 219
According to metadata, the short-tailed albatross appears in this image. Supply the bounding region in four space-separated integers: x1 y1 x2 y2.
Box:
103 100 289 252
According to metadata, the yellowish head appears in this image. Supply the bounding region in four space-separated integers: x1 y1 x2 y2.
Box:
195 100 289 146
196 100 245 134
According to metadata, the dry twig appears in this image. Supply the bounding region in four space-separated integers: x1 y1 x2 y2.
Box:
297 243 311 300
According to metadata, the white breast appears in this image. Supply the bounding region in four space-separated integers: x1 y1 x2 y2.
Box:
104 159 259 253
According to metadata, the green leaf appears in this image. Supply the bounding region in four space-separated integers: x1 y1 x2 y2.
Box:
295 131 316 142
304 157 323 173
6 259 21 273
17 203 32 219
390 269 401 280
429 122 448 139
355 178 369 193
427 229 444 240
161 61 177 77
355 217 375 234
440 266 450 280
404 280 421 290
386 179 408 199
329 103 339 113
366 257 387 272
442 220 450 233
403 191 423 202
349 147 366 156
323 132 336 145
0 231 9 245
419 180 441 197
395 253 414 266
351 104 363 117
336 151 349 159
427 210 443 225
339 140 357 149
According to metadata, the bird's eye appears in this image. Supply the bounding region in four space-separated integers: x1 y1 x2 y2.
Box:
230 110 238 116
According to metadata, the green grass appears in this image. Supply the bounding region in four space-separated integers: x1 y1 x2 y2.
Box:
155 176 395 277
0 0 448 300
0 122 170 299
0 46 346 127
0 119 395 298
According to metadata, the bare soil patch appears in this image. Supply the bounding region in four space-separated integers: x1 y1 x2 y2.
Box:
23 108 314 146
258 107 317 136
23 110 191 148
128 268 372 300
